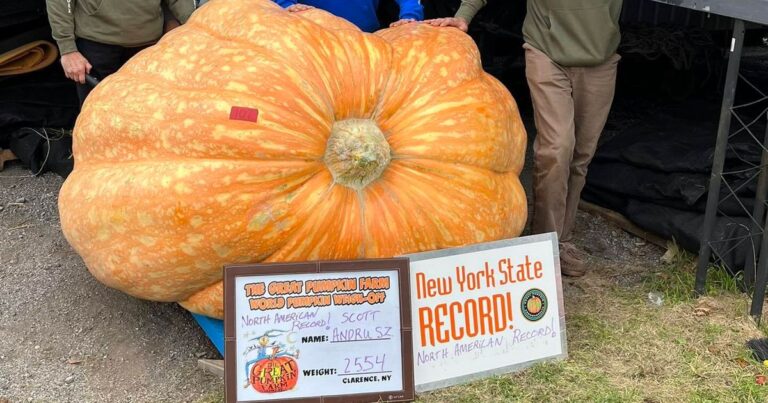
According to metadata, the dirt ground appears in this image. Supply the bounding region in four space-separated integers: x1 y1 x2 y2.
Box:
0 154 665 403
2 80 766 400
0 108 539 403
4 156 768 402
0 165 221 403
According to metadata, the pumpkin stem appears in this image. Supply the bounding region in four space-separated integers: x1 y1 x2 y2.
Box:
324 119 391 190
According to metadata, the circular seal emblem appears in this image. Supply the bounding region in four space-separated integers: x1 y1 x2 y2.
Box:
521 288 548 322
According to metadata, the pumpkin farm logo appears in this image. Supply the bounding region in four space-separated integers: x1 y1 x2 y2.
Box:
521 288 547 322
250 355 299 393
243 331 301 393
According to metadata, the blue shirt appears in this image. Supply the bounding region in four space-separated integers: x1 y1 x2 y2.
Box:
274 0 423 32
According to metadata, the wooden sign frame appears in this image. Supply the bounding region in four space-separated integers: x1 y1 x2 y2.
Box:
223 258 415 403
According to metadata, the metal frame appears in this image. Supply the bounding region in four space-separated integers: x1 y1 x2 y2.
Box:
651 0 768 26
695 19 746 295
692 15 768 320
749 122 768 317
650 0 768 320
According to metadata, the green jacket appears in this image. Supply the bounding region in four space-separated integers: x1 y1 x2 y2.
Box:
455 0 623 67
46 0 196 55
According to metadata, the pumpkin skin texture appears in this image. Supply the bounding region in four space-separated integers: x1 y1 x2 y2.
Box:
58 0 527 319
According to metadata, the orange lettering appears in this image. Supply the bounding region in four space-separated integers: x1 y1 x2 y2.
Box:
244 282 265 297
534 260 543 278
478 296 493 335
268 281 302 295
359 276 389 290
492 294 507 333
464 299 479 338
435 304 450 344
416 272 452 300
419 307 435 347
417 293 516 346
449 302 464 340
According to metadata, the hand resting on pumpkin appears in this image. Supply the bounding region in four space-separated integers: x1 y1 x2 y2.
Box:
389 18 417 27
424 17 469 32
286 4 314 12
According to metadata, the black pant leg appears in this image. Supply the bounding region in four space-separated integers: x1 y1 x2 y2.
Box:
121 43 152 65
75 38 124 106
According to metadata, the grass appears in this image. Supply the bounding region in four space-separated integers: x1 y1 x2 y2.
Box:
645 242 741 304
197 389 224 403
198 241 768 403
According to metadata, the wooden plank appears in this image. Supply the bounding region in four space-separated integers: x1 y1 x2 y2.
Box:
0 149 17 171
579 200 669 248
198 359 224 378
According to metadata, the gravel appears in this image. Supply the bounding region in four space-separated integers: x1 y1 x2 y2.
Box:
0 119 663 401
0 164 222 403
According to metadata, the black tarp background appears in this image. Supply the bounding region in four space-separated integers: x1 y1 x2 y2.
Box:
584 55 768 272
0 0 79 176
0 0 46 30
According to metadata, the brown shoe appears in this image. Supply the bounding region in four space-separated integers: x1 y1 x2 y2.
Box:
560 242 586 277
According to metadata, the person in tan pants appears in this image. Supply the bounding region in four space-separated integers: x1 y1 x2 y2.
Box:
427 0 623 276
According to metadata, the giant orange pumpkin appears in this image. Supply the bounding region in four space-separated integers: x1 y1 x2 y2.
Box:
58 0 527 319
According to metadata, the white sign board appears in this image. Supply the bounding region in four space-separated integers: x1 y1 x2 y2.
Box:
223 259 415 403
405 233 567 392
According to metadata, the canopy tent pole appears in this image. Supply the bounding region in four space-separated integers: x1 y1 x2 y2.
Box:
750 120 768 320
694 18 745 296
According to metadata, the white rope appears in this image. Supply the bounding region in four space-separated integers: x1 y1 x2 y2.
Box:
0 128 70 178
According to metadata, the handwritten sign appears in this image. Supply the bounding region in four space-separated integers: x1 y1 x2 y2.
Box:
404 233 567 392
223 259 415 403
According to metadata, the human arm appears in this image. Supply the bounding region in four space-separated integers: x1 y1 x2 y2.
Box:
424 0 486 32
274 0 297 7
46 0 92 83
163 0 196 24
162 2 181 33
389 0 423 27
272 0 314 12
455 0 486 25
395 0 424 21
46 0 78 55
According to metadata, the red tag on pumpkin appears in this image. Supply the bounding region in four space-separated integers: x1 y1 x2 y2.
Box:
229 106 259 123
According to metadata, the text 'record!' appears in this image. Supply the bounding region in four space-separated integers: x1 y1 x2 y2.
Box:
407 233 567 392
